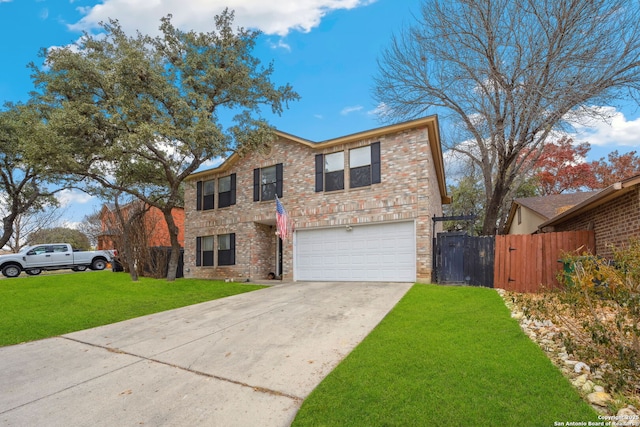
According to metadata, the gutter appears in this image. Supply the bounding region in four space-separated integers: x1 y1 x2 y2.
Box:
537 177 637 231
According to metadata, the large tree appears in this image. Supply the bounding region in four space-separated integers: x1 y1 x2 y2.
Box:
0 103 68 250
28 227 91 251
31 10 298 280
590 150 640 187
531 137 594 195
374 0 640 234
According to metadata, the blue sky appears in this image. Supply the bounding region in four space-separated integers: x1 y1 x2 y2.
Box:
2 0 640 226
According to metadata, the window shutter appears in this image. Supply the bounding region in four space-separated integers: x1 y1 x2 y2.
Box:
253 169 260 201
230 173 236 205
371 142 381 184
196 237 202 267
315 154 324 192
230 233 236 265
276 163 283 198
196 181 203 210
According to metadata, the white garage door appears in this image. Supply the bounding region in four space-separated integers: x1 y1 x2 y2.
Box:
295 221 416 282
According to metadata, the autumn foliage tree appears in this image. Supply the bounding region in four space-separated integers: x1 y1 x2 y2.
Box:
531 137 594 195
530 139 640 194
591 151 640 187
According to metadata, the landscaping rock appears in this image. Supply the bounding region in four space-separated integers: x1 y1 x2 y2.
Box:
572 374 589 388
587 391 612 407
574 361 590 374
581 380 594 393
617 407 640 426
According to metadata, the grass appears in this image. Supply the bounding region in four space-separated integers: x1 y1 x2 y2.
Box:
0 271 265 346
293 284 599 427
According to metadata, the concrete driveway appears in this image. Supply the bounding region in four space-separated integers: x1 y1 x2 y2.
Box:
0 281 412 426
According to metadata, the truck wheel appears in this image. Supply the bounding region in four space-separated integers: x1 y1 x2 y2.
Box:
25 269 42 276
91 258 107 271
2 264 21 278
72 266 88 272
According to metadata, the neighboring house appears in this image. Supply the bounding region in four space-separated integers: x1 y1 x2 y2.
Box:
184 115 450 282
538 174 640 258
505 192 599 235
97 202 185 250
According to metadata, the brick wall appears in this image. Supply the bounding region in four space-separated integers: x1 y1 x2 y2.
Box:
98 205 185 250
184 125 444 282
553 187 640 258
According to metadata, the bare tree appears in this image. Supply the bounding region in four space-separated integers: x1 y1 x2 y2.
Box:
374 0 640 234
78 210 103 249
101 195 152 282
4 207 65 252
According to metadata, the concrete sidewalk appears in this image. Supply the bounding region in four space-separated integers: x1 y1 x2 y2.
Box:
0 281 412 426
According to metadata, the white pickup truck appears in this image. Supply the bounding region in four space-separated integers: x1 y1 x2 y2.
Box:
0 243 115 278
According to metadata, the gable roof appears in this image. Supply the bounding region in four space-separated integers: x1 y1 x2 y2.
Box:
505 191 600 232
187 115 450 204
538 174 640 230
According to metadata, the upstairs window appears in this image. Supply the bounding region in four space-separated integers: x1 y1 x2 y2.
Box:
315 151 344 192
218 174 236 208
253 164 283 201
196 179 215 211
349 142 381 189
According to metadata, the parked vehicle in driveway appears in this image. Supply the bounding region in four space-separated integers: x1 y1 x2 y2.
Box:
0 243 115 278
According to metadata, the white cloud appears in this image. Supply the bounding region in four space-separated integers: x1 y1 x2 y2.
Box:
340 105 363 116
56 189 95 207
367 102 392 120
570 106 640 147
266 38 291 52
69 0 377 37
60 220 82 230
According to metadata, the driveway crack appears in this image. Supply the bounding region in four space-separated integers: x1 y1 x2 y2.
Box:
61 336 303 403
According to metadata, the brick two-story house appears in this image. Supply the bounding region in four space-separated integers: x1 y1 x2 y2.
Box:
184 115 449 283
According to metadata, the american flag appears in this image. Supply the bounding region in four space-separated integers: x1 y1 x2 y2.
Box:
275 196 292 239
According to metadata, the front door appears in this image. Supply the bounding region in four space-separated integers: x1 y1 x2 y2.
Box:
276 237 283 277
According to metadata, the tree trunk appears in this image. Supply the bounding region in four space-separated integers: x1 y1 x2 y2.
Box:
162 208 181 282
482 170 510 236
122 230 139 282
0 213 16 251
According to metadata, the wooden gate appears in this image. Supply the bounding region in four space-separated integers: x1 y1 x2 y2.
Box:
434 232 495 287
494 230 595 292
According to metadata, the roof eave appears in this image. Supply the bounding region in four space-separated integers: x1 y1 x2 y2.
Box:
538 175 640 230
185 115 450 203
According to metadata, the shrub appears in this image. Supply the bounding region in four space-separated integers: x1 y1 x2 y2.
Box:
554 239 640 393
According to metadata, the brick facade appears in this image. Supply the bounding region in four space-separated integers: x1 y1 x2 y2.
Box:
98 204 185 250
184 117 448 282
551 186 640 259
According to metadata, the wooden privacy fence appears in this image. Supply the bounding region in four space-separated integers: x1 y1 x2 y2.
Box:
494 230 595 292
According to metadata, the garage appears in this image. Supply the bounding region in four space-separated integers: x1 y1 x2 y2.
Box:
294 221 416 282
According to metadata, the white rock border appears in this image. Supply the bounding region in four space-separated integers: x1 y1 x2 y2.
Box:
496 288 639 423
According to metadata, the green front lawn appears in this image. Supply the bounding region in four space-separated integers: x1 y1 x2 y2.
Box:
293 284 598 427
0 271 265 346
